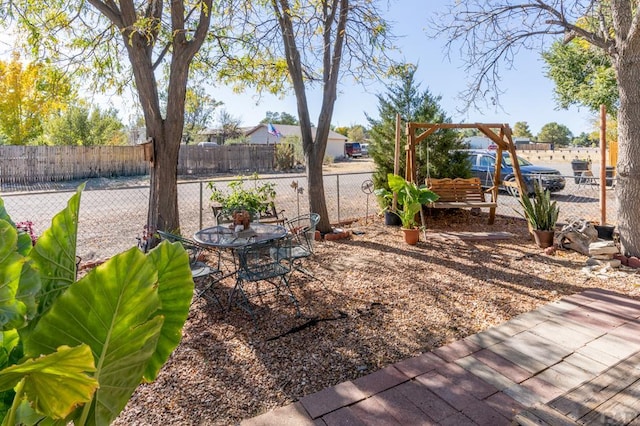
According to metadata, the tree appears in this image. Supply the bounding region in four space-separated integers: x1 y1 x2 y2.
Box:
0 52 74 145
543 39 619 116
513 122 534 139
347 125 367 142
44 104 127 146
183 86 222 144
217 109 243 144
232 0 394 233
537 122 573 146
572 132 598 147
367 64 470 191
260 111 299 125
433 1 640 257
4 0 226 236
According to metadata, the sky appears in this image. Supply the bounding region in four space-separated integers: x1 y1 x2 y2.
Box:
1 0 597 137
203 0 595 137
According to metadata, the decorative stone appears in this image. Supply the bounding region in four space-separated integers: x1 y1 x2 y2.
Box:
614 254 629 266
586 258 621 268
629 257 640 269
589 241 619 256
591 254 615 260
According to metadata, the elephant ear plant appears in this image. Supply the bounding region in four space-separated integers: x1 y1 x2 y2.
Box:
386 173 439 229
0 184 194 425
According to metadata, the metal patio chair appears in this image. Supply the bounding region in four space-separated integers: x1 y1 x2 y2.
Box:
229 238 301 320
157 230 224 308
272 213 321 280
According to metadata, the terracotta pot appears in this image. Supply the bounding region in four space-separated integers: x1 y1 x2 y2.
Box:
533 229 555 249
402 228 420 245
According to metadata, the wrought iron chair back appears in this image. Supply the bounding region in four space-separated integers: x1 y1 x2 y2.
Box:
231 238 300 320
156 230 223 308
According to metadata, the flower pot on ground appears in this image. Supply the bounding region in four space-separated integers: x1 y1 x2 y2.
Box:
532 229 555 248
402 228 421 245
384 211 401 226
374 187 401 227
516 183 560 248
386 173 439 243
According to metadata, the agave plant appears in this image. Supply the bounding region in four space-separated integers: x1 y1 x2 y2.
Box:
517 182 560 231
0 184 194 425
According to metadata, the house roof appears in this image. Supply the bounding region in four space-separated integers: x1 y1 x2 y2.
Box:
245 124 348 141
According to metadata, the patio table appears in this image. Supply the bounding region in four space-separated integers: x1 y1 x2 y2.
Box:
194 223 290 317
194 223 287 249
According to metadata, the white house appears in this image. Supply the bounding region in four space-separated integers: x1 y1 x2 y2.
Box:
245 124 348 159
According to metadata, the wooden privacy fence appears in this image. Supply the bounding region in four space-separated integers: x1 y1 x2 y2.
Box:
0 145 148 185
178 145 275 175
0 144 276 185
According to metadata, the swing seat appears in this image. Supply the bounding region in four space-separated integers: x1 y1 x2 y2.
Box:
426 177 498 224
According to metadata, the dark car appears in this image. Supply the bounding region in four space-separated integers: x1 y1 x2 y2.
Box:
464 149 565 196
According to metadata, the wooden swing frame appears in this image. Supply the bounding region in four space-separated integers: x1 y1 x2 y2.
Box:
397 121 527 225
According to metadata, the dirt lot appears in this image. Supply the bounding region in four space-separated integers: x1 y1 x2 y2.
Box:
114 210 639 425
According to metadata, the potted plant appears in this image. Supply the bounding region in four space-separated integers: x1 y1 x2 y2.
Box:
208 173 276 225
517 182 560 248
386 173 439 245
374 187 401 226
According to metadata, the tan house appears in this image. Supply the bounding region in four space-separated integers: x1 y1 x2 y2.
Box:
245 124 348 159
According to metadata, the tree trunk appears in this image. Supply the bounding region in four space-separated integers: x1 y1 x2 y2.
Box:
147 127 181 234
615 50 640 257
306 147 331 233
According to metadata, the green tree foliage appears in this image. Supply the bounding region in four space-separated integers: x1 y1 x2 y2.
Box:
537 122 573 146
513 121 534 139
367 64 470 191
183 86 222 144
44 104 127 146
260 111 299 125
216 109 243 144
0 52 75 145
543 39 618 116
347 125 367 142
572 132 598 147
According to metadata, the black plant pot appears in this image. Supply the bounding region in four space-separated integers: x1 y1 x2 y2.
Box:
594 225 615 240
384 211 401 226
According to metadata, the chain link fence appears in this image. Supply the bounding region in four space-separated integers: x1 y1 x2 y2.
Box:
1 171 616 262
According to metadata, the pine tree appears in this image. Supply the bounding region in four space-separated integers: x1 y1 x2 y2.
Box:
366 64 470 190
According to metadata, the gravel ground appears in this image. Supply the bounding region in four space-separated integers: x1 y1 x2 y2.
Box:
113 210 640 425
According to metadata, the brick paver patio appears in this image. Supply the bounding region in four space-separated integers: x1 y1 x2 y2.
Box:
241 288 640 425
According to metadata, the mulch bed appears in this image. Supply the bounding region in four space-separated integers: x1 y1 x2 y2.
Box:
114 210 640 425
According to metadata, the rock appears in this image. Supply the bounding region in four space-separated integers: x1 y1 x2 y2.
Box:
592 254 615 260
589 241 619 256
629 257 640 269
614 254 629 266
586 258 621 268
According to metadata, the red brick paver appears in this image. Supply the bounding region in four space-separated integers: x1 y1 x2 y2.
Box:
241 289 640 426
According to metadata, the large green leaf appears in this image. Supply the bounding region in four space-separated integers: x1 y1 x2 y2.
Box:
0 221 40 331
144 241 193 381
0 344 97 420
24 246 164 426
29 183 84 318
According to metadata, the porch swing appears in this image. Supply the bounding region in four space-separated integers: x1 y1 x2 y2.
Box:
395 120 527 226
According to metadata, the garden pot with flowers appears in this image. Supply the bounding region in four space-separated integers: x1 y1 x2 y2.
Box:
386 173 439 245
208 173 276 229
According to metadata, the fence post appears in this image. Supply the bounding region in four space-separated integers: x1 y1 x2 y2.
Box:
336 174 340 225
199 181 204 231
